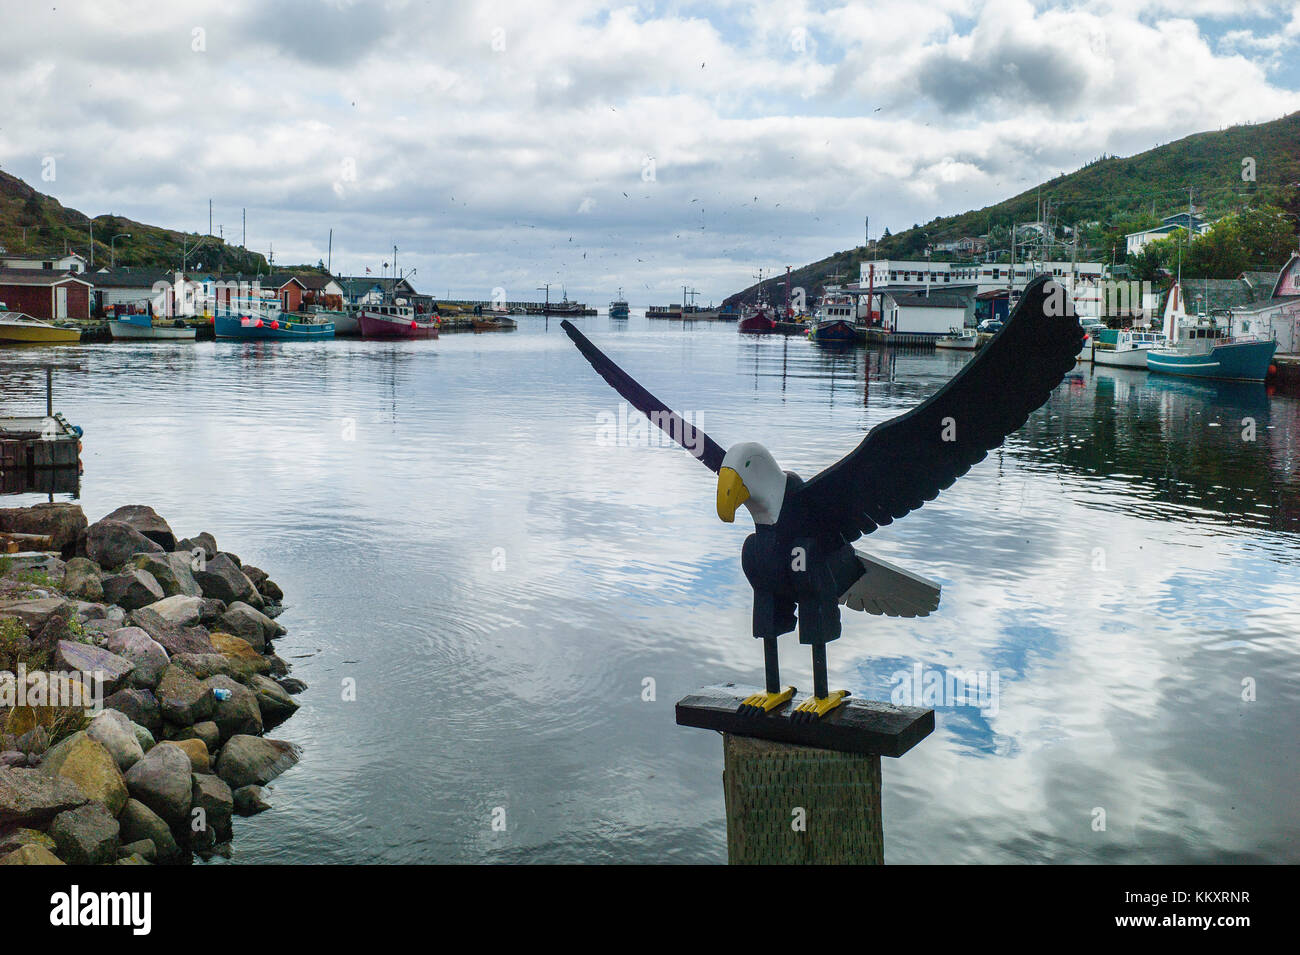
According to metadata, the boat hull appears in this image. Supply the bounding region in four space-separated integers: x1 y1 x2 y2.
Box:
214 314 334 341
358 312 437 339
935 334 978 350
1092 346 1151 368
109 321 196 341
0 324 81 344
1147 339 1277 381
739 312 777 333
809 319 857 344
609 304 630 319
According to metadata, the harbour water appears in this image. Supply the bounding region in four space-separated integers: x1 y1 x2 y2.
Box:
2 315 1297 863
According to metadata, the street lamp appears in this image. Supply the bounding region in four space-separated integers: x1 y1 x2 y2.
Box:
111 233 131 268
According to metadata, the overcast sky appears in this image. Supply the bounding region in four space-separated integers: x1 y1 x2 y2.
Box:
3 0 1299 304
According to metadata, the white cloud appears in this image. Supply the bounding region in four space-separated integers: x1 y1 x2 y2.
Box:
0 0 1297 303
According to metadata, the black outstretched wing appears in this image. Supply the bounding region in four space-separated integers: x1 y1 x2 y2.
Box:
795 275 1083 546
561 319 726 472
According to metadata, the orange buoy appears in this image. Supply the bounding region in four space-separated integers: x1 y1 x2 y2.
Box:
271 320 279 330
255 318 264 328
410 320 418 329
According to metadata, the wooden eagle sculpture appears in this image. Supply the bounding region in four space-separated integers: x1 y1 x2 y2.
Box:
562 276 1082 721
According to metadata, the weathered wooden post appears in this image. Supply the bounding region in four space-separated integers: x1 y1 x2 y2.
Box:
677 683 933 865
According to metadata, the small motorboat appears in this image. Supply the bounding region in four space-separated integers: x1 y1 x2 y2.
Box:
108 311 196 341
1091 329 1165 368
0 311 81 344
358 303 438 339
935 326 979 350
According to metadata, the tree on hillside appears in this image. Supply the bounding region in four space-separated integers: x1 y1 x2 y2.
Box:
1184 206 1297 277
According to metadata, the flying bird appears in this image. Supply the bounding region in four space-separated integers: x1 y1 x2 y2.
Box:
562 276 1082 720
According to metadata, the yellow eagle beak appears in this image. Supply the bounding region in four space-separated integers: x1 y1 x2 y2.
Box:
717 467 750 523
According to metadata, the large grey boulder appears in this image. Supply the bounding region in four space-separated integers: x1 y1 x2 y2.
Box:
248 673 300 728
101 505 176 552
0 596 73 630
129 552 201 598
191 773 234 844
61 557 104 601
136 594 205 629
117 798 182 864
126 604 215 657
85 519 162 571
106 627 170 689
53 641 135 694
203 675 262 740
215 601 284 652
49 802 120 866
192 553 257 605
123 742 192 825
0 766 87 827
103 687 162 737
214 735 300 790
156 664 213 727
175 532 218 562
101 569 165 611
232 785 271 816
85 710 145 771
0 503 87 552
39 732 129 815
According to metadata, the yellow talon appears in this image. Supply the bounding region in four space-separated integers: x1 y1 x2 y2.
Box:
791 690 850 721
737 686 796 716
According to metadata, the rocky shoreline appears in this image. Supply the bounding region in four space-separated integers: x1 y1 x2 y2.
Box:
0 502 304 865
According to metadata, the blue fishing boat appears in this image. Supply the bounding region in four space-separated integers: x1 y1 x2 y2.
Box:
108 310 196 341
609 289 630 320
1146 337 1276 381
213 312 334 341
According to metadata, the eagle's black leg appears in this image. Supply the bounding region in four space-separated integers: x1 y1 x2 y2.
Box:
791 596 851 722
738 590 796 716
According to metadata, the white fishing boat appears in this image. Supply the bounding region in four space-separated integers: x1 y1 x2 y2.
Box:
935 326 979 350
1091 329 1165 368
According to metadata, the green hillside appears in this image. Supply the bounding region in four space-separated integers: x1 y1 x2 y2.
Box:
0 169 269 273
726 111 1300 306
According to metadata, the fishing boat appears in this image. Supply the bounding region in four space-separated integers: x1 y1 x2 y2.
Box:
0 311 81 344
808 295 858 344
738 304 777 333
1091 328 1165 368
646 305 683 320
358 302 438 339
214 312 334 341
108 311 196 341
935 326 979 350
1147 336 1277 381
1146 293 1277 381
207 289 334 341
609 290 630 320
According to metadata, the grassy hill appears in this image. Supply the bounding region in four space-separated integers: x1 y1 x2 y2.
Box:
0 169 269 273
725 111 1300 306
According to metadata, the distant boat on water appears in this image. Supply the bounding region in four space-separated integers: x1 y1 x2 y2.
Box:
214 312 334 341
609 290 630 320
1147 337 1276 381
935 326 979 350
108 311 196 341
738 304 776 333
808 295 858 344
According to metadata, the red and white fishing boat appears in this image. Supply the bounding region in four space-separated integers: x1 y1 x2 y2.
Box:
358 302 438 339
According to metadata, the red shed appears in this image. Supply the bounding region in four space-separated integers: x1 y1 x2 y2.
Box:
0 269 93 320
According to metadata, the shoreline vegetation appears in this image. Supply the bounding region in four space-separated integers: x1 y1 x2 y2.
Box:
0 502 303 865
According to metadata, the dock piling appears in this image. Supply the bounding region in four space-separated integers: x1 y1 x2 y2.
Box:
677 682 933 865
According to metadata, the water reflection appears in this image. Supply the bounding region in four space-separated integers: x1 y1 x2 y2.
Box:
2 320 1296 863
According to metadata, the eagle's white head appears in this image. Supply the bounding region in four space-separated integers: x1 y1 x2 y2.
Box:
717 442 787 525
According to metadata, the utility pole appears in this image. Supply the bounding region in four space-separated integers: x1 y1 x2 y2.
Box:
242 208 246 248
